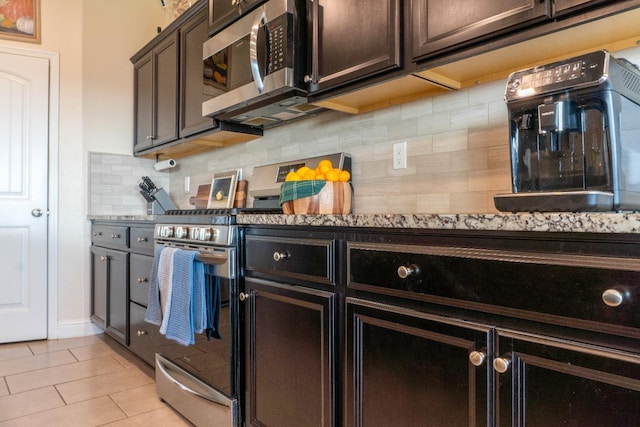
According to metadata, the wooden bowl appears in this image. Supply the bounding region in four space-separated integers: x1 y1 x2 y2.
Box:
282 181 352 214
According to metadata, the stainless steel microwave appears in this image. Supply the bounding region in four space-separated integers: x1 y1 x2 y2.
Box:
202 0 322 128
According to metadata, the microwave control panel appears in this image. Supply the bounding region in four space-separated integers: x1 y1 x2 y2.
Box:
266 14 291 75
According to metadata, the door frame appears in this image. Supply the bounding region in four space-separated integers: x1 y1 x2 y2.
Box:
0 45 60 340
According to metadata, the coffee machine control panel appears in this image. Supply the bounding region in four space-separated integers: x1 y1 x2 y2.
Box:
505 50 609 101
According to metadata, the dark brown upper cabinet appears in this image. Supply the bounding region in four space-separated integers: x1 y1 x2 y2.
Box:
307 0 402 94
411 0 552 62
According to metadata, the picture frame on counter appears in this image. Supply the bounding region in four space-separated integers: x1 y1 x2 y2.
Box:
0 0 40 43
207 170 239 209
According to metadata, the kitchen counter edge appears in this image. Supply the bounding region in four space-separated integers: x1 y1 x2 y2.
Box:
236 212 640 234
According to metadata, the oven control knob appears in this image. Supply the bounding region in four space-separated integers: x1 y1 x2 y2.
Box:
159 226 174 238
189 227 200 240
199 227 213 241
175 226 189 239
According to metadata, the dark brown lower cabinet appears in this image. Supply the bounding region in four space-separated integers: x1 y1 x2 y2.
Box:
91 246 128 345
244 277 336 427
345 299 492 427
496 330 640 427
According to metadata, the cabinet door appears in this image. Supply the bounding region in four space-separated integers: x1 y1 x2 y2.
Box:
154 33 179 145
496 330 640 427
129 302 156 366
91 246 108 330
133 53 154 152
130 253 153 307
310 0 402 92
244 278 336 427
180 8 216 138
412 0 550 61
346 299 492 427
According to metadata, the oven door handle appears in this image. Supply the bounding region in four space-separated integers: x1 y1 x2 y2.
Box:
249 7 268 94
196 251 228 265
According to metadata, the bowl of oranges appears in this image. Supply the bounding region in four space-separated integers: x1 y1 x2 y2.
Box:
280 159 352 215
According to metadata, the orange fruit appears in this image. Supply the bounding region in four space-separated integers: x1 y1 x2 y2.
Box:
285 171 301 181
296 166 311 176
318 159 333 170
325 169 340 182
315 173 325 181
338 170 351 182
302 171 317 180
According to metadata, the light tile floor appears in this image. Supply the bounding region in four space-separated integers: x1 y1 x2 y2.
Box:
0 334 192 426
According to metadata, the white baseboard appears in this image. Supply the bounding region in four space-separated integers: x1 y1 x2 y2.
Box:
54 319 104 339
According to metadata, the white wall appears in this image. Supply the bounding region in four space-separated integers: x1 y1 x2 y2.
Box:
0 0 164 338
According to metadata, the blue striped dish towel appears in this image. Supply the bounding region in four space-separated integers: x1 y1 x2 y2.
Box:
145 245 177 326
163 249 206 346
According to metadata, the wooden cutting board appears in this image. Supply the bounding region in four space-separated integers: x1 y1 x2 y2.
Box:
189 184 210 209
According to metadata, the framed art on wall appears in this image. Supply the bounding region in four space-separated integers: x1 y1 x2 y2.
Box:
0 0 40 43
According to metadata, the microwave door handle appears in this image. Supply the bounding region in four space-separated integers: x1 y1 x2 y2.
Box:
249 8 268 94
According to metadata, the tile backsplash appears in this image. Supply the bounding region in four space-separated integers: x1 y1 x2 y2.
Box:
89 153 170 215
167 78 512 214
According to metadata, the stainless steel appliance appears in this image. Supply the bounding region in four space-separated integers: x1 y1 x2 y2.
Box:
202 0 323 127
494 50 640 212
151 153 350 426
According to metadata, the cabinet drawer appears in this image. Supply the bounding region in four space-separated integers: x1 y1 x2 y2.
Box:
130 253 153 306
245 236 334 285
130 226 155 255
91 225 129 250
129 302 156 366
347 242 640 337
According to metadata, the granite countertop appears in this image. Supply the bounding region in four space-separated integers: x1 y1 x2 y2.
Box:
89 212 640 234
236 212 640 234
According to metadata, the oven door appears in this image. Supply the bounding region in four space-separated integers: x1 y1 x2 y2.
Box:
202 0 303 119
152 243 241 426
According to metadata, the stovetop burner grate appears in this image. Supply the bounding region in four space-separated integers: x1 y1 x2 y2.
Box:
163 208 282 216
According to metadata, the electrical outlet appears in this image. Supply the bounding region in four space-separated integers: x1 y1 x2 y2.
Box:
184 176 190 192
393 141 407 169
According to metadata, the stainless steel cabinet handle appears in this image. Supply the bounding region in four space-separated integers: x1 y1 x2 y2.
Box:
397 264 420 279
273 251 289 262
137 277 148 284
602 289 625 307
239 292 248 301
137 330 148 336
469 351 486 367
493 356 512 374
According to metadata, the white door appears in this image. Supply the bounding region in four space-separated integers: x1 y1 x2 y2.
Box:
0 51 49 343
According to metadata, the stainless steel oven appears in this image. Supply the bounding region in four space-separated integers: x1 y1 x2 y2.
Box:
202 0 323 127
153 212 243 427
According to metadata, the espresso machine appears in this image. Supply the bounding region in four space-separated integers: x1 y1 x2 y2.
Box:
494 50 640 212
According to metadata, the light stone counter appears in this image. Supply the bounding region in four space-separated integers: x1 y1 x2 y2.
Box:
87 212 640 234
236 212 640 234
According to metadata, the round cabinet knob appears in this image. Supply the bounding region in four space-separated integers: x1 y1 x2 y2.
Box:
137 237 148 243
137 277 148 284
397 264 420 279
273 251 289 262
137 330 148 336
493 356 512 374
602 289 625 307
100 256 107 261
469 351 486 367
111 234 120 239
239 292 248 301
